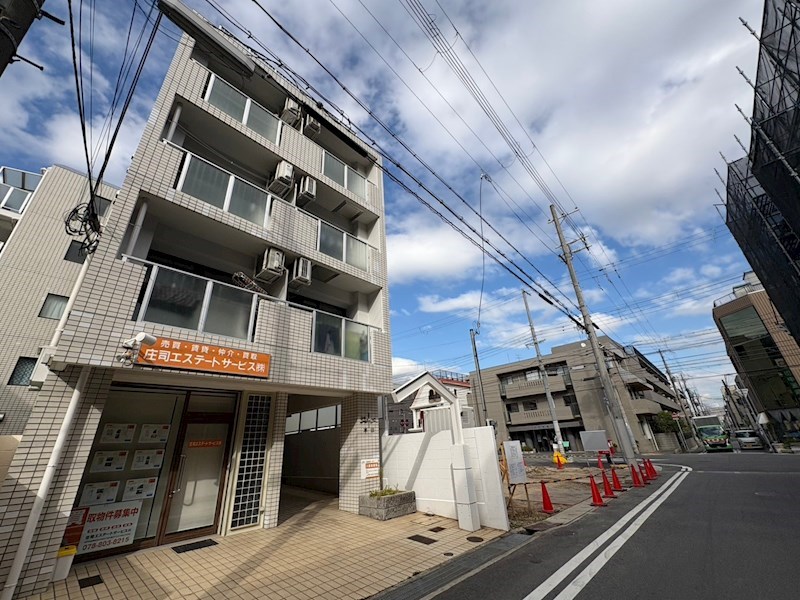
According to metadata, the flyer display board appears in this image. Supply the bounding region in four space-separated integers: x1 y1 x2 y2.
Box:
503 441 527 484
76 501 143 555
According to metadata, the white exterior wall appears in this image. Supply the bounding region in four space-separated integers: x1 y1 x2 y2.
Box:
381 427 509 531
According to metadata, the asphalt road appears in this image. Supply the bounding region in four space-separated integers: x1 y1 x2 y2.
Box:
432 452 800 600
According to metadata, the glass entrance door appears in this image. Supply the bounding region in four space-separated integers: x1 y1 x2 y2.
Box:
160 419 232 542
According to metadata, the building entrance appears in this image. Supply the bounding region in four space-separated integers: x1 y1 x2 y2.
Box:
71 386 236 559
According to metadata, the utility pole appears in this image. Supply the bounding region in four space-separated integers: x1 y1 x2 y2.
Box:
521 289 565 454
469 328 489 428
549 205 637 464
680 374 700 416
659 350 700 449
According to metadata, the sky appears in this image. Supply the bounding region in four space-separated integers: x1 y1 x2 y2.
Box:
0 0 766 406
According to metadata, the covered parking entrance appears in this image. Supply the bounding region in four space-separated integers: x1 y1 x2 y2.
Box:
279 394 342 522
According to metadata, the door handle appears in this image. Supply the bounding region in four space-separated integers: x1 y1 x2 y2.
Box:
173 454 187 494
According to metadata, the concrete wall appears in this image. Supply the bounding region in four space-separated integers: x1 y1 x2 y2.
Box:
654 432 681 452
382 426 508 531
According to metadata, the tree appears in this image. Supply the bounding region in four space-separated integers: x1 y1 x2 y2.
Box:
652 411 679 434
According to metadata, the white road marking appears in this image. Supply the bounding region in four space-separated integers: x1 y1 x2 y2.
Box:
552 471 690 599
522 466 691 600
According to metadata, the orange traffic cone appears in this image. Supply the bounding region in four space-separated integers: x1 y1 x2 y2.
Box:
611 467 624 492
601 469 617 498
589 475 606 506
541 481 555 514
630 464 644 488
556 454 564 470
597 453 605 470
639 464 651 485
647 459 658 479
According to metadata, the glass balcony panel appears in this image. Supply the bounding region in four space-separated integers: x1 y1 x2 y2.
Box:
204 284 252 339
2 187 29 212
323 153 346 187
228 179 268 226
181 157 229 209
346 169 366 198
344 321 370 362
319 222 344 261
143 268 206 330
1 169 23 188
246 102 280 144
345 236 367 270
314 312 342 356
207 76 247 121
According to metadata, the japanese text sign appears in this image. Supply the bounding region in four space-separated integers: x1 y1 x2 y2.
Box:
76 500 142 555
136 337 271 378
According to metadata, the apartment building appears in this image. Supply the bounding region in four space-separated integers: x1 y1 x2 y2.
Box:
713 272 800 441
470 337 682 453
0 6 391 597
0 165 116 437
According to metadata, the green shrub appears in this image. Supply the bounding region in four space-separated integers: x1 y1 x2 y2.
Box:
369 486 401 498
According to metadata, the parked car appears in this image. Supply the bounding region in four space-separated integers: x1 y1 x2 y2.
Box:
733 429 764 450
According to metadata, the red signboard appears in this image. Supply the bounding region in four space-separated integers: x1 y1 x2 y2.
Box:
136 337 270 378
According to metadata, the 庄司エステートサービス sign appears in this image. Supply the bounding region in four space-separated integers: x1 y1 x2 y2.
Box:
136 337 271 378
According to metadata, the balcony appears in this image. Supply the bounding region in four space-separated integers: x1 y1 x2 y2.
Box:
0 167 40 216
129 256 374 362
184 62 380 216
204 72 282 146
509 405 576 426
171 147 375 277
175 148 272 229
503 375 568 399
642 389 680 412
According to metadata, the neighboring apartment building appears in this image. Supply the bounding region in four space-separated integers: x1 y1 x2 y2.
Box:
713 272 800 441
470 337 682 453
723 0 800 344
0 6 391 597
724 156 800 344
0 165 116 434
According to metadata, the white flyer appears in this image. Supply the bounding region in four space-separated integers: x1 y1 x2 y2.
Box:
90 451 128 473
139 424 170 443
131 449 164 470
122 477 158 500
100 423 136 444
79 481 120 506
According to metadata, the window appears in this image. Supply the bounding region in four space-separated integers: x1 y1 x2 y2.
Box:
525 369 541 382
506 403 519 413
285 405 341 435
38 294 69 320
64 240 86 263
8 357 36 386
522 401 538 411
563 394 577 406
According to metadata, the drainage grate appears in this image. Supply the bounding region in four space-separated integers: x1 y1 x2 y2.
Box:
172 539 218 554
408 535 437 545
466 536 484 543
429 526 445 533
78 575 103 589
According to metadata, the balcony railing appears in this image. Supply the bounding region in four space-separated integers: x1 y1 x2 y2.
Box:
0 167 40 214
508 406 576 426
316 218 369 271
204 73 282 145
175 148 274 229
322 150 367 200
129 256 373 362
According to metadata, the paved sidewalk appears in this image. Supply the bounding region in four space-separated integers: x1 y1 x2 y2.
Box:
31 489 502 600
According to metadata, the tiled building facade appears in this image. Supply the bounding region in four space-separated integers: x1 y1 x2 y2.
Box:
470 337 682 453
0 15 391 599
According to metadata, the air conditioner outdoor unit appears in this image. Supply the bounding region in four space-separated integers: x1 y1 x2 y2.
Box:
254 247 285 283
298 176 316 203
289 257 312 287
268 161 294 196
303 115 321 138
280 98 301 126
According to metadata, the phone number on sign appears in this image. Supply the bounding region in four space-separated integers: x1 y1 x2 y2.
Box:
80 537 131 551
